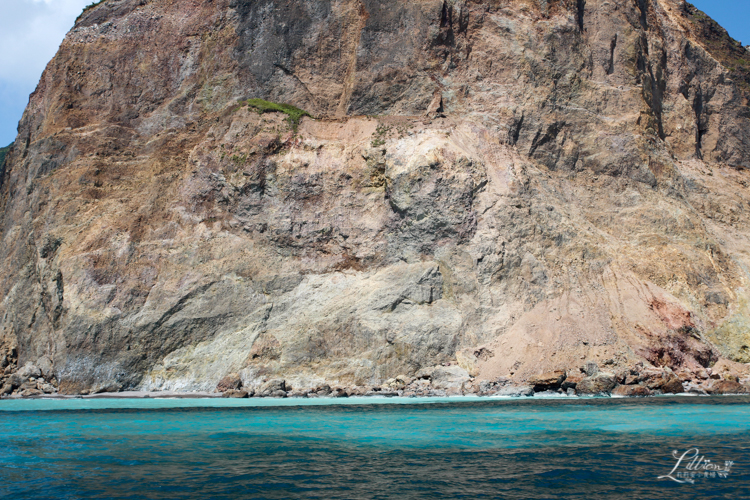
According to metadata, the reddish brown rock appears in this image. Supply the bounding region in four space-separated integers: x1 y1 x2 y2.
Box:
529 370 566 392
660 376 685 394
576 372 617 395
561 372 584 391
706 380 750 395
638 369 665 388
637 367 684 394
221 389 249 398
708 359 749 386
624 374 640 386
216 374 243 393
612 385 652 397
675 370 695 382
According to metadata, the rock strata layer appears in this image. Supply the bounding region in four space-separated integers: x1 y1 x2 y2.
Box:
2 0 750 397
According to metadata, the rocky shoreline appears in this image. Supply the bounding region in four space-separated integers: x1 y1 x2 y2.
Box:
212 359 750 399
2 0 750 402
4 359 749 401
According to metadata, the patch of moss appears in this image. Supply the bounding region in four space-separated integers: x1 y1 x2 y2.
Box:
0 143 11 169
245 99 311 131
370 123 392 148
230 152 249 166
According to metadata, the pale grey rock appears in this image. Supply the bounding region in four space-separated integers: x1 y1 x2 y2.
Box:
430 366 470 391
478 380 494 394
39 383 57 394
35 357 53 378
533 390 562 397
260 379 287 394
416 367 437 380
19 381 37 392
18 363 41 380
582 362 600 377
684 382 708 395
576 372 617 395
493 386 534 397
7 373 24 389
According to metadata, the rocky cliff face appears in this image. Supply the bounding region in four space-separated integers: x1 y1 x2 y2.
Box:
1 0 750 395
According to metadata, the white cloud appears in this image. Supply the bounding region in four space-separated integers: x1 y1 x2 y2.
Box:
0 0 91 85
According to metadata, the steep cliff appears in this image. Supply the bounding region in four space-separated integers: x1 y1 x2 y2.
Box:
1 0 750 395
0 144 10 184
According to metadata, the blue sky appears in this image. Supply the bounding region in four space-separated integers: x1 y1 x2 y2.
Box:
0 0 90 147
691 1 750 47
0 1 749 147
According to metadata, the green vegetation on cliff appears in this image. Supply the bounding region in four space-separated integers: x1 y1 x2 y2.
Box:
245 99 311 131
76 0 107 23
0 143 11 168
83 0 107 11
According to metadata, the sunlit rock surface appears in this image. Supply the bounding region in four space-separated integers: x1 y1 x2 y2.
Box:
1 0 750 394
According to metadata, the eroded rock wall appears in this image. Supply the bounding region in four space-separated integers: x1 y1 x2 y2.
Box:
1 0 749 394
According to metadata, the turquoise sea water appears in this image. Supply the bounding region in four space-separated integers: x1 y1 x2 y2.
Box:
1 396 749 499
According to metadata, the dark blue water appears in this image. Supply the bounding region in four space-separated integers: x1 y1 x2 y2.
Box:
1 396 749 499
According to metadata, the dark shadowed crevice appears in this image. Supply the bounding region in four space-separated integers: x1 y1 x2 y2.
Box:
508 113 524 145
440 0 452 28
693 91 705 158
528 122 563 160
606 34 617 75
636 0 648 31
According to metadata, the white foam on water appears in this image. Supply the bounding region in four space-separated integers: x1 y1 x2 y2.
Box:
0 395 493 411
0 392 715 411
